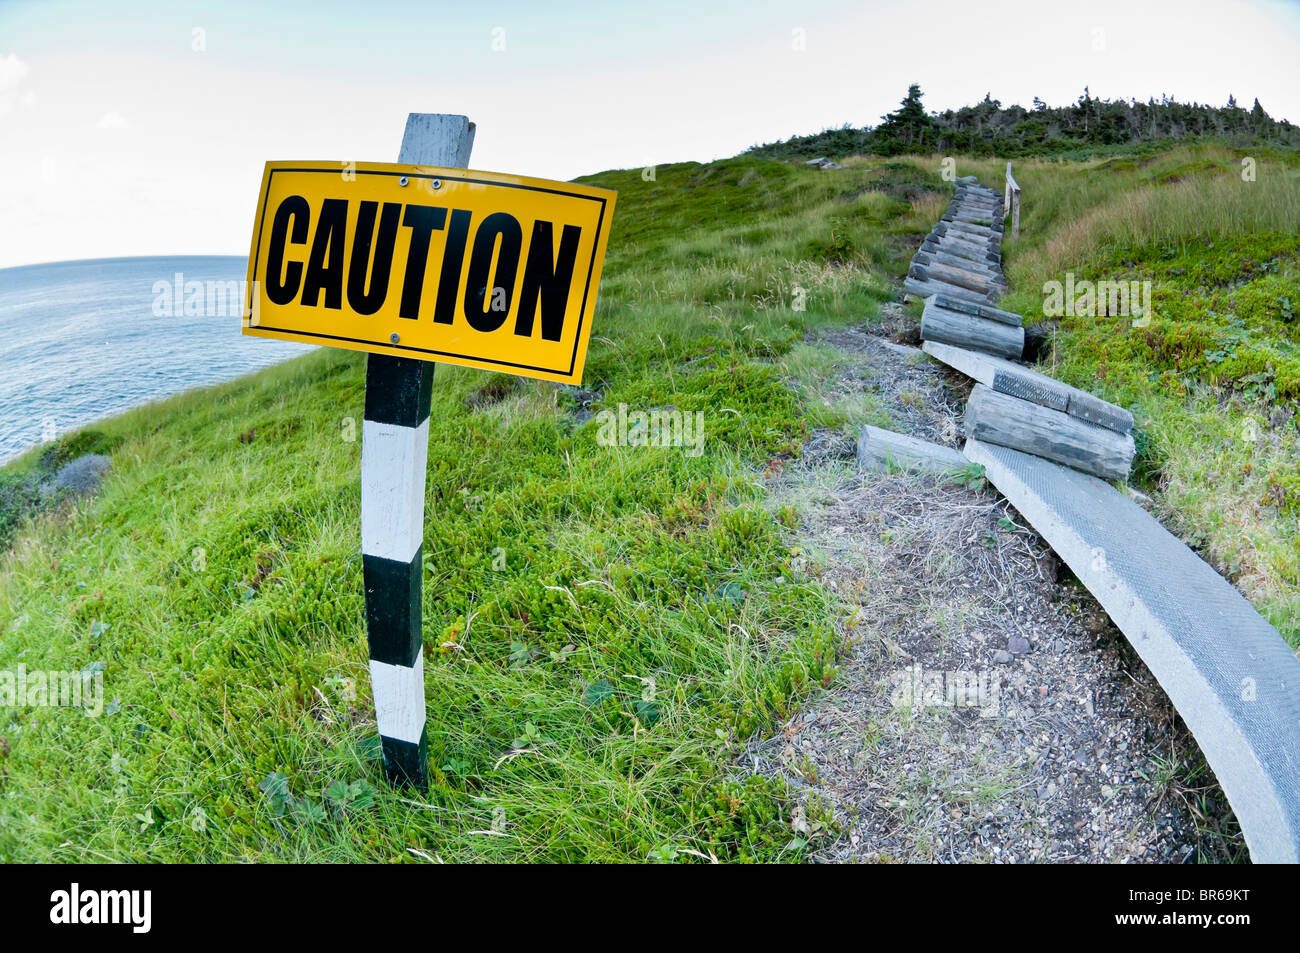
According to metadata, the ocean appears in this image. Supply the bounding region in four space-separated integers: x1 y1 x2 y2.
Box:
0 255 314 464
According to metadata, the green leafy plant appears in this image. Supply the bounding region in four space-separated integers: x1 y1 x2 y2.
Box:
324 779 376 816
952 462 987 491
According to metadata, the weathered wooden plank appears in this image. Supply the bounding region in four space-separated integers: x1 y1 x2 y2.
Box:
934 227 997 244
938 221 1001 242
944 210 1002 228
909 261 998 294
858 424 967 475
933 221 997 242
928 231 999 260
917 247 1006 280
904 275 993 305
924 339 1135 435
990 367 1072 413
922 240 997 267
929 293 1022 327
923 339 1066 411
952 206 1001 219
942 211 1000 226
920 298 1023 358
964 383 1134 481
932 241 999 264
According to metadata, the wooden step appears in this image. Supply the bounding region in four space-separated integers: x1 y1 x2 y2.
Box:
926 231 999 259
939 219 1001 239
923 339 1134 434
920 297 1023 358
928 294 1022 327
904 275 994 306
964 383 1135 481
916 247 1005 281
909 261 999 295
857 424 967 475
945 209 1002 226
921 239 998 267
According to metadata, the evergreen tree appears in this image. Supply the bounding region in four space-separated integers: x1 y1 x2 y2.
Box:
873 83 937 155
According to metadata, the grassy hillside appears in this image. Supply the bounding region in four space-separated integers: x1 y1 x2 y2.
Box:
0 157 935 862
925 145 1300 643
1 143 1295 862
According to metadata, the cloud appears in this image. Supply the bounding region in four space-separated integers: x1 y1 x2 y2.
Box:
95 111 128 131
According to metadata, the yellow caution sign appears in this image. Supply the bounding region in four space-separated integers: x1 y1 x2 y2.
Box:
243 161 616 384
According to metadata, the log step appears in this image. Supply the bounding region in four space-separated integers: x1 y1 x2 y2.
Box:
923 242 1000 270
858 424 967 475
916 249 1006 282
964 383 1135 481
929 293 1022 327
927 231 999 259
905 275 995 306
920 296 1023 358
923 339 1134 435
909 261 999 295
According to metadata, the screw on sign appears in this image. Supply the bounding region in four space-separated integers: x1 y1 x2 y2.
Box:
242 113 617 788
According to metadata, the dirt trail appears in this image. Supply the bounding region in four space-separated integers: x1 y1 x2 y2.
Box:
757 310 1241 863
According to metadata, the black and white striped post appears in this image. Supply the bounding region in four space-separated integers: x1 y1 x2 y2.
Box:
361 113 475 789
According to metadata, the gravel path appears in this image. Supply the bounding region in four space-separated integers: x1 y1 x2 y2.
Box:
757 314 1243 863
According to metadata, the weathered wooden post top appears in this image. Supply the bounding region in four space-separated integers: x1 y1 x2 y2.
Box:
1004 161 1021 239
240 112 617 788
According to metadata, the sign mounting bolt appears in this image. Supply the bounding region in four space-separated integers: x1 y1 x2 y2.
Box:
398 176 409 187
389 332 400 343
431 179 442 190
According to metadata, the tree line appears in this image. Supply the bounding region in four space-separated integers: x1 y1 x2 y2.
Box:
747 84 1300 159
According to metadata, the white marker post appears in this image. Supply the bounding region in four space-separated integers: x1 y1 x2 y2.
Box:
360 113 475 789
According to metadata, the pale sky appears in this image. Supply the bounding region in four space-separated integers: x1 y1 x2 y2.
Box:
1 0 1298 268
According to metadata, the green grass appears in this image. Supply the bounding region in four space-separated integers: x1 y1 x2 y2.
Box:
0 156 941 862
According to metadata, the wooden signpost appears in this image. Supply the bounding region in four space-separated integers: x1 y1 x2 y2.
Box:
242 113 617 787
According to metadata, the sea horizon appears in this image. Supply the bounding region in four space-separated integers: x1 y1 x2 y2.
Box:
0 252 248 273
0 254 315 464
